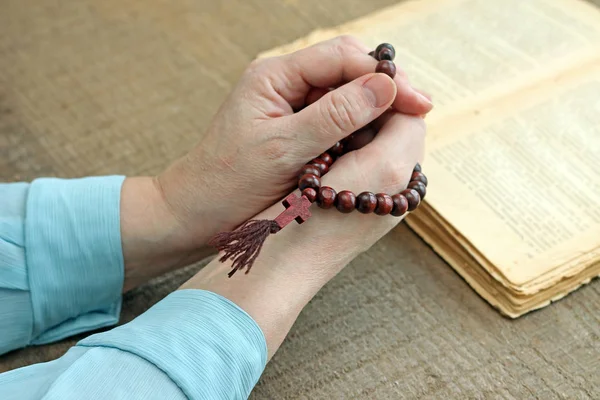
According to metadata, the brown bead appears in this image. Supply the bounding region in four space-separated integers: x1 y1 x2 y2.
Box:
298 164 321 179
302 187 317 203
317 186 337 209
378 48 394 61
319 152 334 166
298 174 321 191
410 171 428 186
401 188 421 211
376 60 396 79
344 128 375 151
408 181 427 199
374 193 394 216
413 163 422 172
330 141 344 157
391 194 409 217
375 43 395 60
335 190 356 213
356 191 377 214
310 158 329 175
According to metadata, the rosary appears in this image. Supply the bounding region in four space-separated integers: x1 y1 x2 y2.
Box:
209 43 429 277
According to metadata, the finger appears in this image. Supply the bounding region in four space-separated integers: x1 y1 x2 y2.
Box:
283 73 397 156
269 35 432 115
305 87 329 106
282 35 371 90
391 72 433 115
414 87 432 102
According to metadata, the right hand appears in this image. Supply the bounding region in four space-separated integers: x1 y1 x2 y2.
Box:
155 35 432 253
184 108 426 357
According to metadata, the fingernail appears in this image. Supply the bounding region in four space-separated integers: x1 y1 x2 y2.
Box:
417 92 434 111
362 74 396 108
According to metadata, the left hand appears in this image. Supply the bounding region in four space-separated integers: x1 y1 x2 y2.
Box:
119 36 433 289
156 36 432 247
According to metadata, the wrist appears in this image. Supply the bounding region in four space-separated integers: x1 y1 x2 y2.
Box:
155 154 240 246
178 220 355 358
120 176 214 291
179 256 320 360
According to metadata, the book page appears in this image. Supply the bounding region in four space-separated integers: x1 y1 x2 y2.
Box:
425 61 600 285
260 0 600 117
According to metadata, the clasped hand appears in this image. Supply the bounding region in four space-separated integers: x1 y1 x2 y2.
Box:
120 34 431 306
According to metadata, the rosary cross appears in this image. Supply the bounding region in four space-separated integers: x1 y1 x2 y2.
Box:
273 193 312 229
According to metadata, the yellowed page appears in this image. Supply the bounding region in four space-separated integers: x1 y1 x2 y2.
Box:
260 0 600 117
408 203 600 318
424 61 600 286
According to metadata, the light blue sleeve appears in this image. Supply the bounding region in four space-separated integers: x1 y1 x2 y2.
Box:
0 177 125 354
0 290 267 400
0 178 268 399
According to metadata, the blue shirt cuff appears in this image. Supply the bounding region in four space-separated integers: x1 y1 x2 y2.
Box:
25 176 126 343
78 289 268 400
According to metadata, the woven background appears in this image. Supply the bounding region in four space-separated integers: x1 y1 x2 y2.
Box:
1 0 599 398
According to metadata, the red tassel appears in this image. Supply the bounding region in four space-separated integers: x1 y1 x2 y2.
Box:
209 193 313 277
208 219 280 277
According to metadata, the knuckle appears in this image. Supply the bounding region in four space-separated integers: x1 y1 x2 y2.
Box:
245 57 272 78
330 36 358 60
323 91 361 133
246 58 264 73
335 34 362 50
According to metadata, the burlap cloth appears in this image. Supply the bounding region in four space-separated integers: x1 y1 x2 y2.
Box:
1 1 599 398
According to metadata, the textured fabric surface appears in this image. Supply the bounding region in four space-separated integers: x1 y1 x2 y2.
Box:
1 0 599 398
25 176 124 344
0 177 124 355
1 290 266 399
80 289 267 400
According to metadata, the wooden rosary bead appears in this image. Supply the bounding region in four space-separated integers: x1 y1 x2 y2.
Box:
376 60 396 79
319 152 334 166
408 181 427 199
356 191 377 214
290 43 427 220
410 171 428 186
317 186 337 209
302 187 317 203
298 164 321 179
310 158 329 175
374 193 394 216
298 174 321 191
375 43 395 60
330 141 344 156
335 190 356 213
401 188 421 211
378 48 394 61
343 128 375 151
391 194 409 217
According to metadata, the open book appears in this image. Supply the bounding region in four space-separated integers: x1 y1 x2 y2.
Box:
260 0 600 317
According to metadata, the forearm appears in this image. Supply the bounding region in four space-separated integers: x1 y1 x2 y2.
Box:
178 204 358 359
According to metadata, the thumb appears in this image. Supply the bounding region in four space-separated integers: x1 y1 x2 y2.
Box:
284 73 396 156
